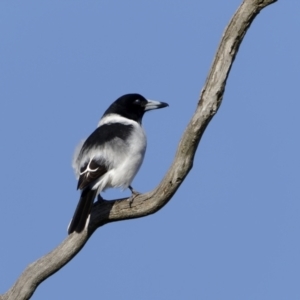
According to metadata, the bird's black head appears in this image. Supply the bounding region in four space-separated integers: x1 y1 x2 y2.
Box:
103 93 168 123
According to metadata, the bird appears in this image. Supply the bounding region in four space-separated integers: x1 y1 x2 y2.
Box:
67 93 169 234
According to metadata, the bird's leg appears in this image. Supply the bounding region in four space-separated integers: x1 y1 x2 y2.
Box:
129 185 140 196
128 185 140 207
97 193 104 203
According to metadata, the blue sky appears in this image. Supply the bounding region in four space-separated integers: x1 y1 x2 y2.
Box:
1 1 300 299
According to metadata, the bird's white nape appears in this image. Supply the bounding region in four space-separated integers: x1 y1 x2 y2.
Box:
97 113 138 127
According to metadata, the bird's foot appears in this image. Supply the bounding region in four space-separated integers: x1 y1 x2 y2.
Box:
128 185 140 208
129 185 140 197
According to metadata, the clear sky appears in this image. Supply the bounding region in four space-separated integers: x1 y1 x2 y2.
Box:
1 1 299 299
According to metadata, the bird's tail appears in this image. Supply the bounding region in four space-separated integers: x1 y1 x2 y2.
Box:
67 188 97 234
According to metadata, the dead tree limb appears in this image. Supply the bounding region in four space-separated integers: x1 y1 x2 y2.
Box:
1 1 277 299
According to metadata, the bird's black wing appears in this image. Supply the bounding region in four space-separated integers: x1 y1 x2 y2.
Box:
76 123 134 190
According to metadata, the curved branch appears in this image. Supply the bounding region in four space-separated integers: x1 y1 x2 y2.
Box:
1 0 277 299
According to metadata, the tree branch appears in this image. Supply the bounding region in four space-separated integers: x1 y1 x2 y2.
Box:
1 0 277 299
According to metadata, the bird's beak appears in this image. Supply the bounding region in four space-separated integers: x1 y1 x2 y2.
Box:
144 100 169 111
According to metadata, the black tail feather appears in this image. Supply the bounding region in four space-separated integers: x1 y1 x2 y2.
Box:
68 188 97 234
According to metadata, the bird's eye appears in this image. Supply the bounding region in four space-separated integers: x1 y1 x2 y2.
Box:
134 99 141 105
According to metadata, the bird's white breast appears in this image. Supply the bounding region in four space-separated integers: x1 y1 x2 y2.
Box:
105 121 146 190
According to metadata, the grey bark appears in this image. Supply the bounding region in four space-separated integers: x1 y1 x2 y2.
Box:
0 0 277 299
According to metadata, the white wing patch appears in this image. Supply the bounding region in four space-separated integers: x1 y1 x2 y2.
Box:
79 156 99 176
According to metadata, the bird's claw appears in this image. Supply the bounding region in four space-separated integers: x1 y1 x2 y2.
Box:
128 185 140 208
